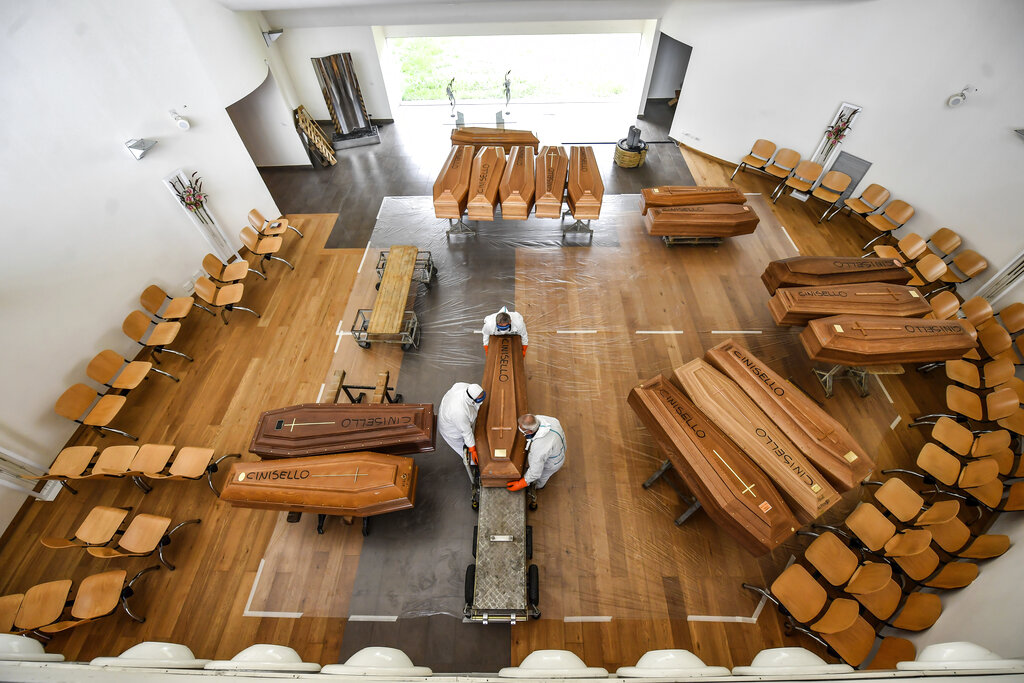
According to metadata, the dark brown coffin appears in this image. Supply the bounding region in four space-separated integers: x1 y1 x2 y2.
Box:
768 283 931 326
640 186 747 215
466 146 506 221
451 126 540 153
705 339 873 491
534 146 569 219
566 145 604 220
628 375 799 556
433 145 474 219
250 403 436 458
800 315 978 366
499 145 536 220
220 452 416 518
643 204 759 237
761 256 911 295
474 334 528 486
673 359 840 523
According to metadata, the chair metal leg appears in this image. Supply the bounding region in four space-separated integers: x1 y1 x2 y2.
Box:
158 518 201 570
131 475 153 493
268 254 295 270
818 202 837 223
730 163 745 180
159 347 194 362
861 232 889 250
206 454 241 494
95 425 139 441
247 267 267 280
150 367 180 382
287 225 304 238
59 480 78 495
234 305 260 319
193 302 215 316
121 565 160 623
218 308 230 325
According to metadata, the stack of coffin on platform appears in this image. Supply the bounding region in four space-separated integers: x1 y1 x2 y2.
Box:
450 126 539 152
761 256 911 296
628 339 874 555
640 186 759 238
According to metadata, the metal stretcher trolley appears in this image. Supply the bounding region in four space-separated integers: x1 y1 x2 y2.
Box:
351 247 436 351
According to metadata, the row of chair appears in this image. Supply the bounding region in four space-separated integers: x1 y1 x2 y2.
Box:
867 230 989 297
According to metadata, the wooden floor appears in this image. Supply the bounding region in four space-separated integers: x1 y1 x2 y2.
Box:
0 142 965 670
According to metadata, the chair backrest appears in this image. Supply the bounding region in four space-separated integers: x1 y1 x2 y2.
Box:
122 310 153 343
931 416 973 455
54 384 97 421
926 291 960 320
793 161 823 182
959 457 999 488
820 171 851 193
770 564 827 623
139 285 169 316
844 502 895 551
86 350 125 385
917 442 962 486
70 570 126 620
212 283 244 307
985 386 1018 421
118 514 171 554
997 302 1024 334
750 139 776 159
884 200 914 224
130 444 175 475
872 478 924 523
49 447 97 477
978 324 1011 357
93 445 140 475
248 209 267 230
972 429 1011 457
928 228 962 256
952 250 988 279
897 233 927 261
770 148 800 171
203 254 248 282
193 277 219 305
167 447 214 478
804 532 858 586
239 226 261 251
860 183 890 208
961 297 994 328
0 595 25 633
915 254 947 283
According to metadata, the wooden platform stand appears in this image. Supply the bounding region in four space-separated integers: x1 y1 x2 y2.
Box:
351 246 434 351
812 363 903 399
641 459 703 526
323 369 402 405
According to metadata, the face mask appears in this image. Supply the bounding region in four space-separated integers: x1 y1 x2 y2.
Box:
497 324 511 332
518 426 535 438
467 389 486 404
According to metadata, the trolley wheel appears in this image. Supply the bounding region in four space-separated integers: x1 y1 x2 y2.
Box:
472 526 477 558
375 281 381 290
528 498 538 511
526 525 533 560
401 342 414 352
527 564 539 612
471 494 479 511
465 564 476 605
357 341 371 349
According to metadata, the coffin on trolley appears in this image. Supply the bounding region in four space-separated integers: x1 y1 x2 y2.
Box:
768 283 931 326
643 204 759 237
474 334 529 486
566 145 604 221
433 145 475 219
466 146 506 221
499 146 536 220
639 186 747 215
534 146 569 219
761 256 911 295
800 315 977 366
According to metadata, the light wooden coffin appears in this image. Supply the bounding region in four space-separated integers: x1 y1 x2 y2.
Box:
643 204 759 237
768 283 931 326
433 145 475 219
673 359 840 523
220 452 416 518
451 126 540 153
566 145 604 220
466 146 506 221
250 403 436 458
761 256 912 295
800 315 978 366
499 145 536 220
534 146 569 219
628 375 799 556
640 186 747 215
705 339 873 491
474 334 528 486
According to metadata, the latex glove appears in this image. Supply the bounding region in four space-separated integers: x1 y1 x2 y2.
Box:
522 344 528 357
468 445 478 465
484 345 488 356
506 478 528 491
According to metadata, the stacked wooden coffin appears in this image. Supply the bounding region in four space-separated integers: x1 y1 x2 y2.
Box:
451 126 539 152
433 145 475 220
640 185 758 238
761 256 911 295
566 145 604 221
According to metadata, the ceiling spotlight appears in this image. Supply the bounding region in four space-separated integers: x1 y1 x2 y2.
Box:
170 110 191 131
946 85 976 108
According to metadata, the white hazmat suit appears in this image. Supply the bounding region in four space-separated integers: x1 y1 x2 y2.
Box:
522 415 566 488
481 306 528 349
438 382 485 483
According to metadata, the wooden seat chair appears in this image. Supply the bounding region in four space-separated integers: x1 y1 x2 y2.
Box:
129 446 240 494
827 182 890 222
38 567 160 633
239 226 294 275
730 139 777 179
193 277 260 326
54 384 137 441
946 385 1018 425
811 171 851 222
997 302 1024 336
122 310 194 365
40 505 131 550
772 160 822 203
0 593 25 634
863 199 915 250
87 349 179 388
903 254 948 293
937 250 988 292
869 233 927 263
926 228 962 260
202 252 262 283
88 516 200 570
249 208 303 239
22 446 97 494
761 148 800 184
140 285 211 322
960 297 995 330
11 579 72 635
924 291 961 320
944 357 1014 390
917 441 1001 489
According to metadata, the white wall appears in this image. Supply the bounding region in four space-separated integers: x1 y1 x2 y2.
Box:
0 0 279 533
227 71 311 166
662 0 1024 296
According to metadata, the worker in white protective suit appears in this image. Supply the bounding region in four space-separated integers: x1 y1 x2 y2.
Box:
506 414 566 491
437 382 486 483
481 306 528 355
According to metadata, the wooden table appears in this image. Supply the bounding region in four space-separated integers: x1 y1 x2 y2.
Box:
535 146 568 219
220 452 417 534
674 359 840 523
628 374 799 556
800 315 978 366
705 339 873 490
250 402 436 458
639 186 747 215
768 283 932 326
761 256 911 295
499 145 536 220
474 334 528 487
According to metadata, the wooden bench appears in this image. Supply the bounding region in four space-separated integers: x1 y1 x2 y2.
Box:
351 246 435 350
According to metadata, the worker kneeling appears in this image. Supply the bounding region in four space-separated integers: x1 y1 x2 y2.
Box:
506 413 566 492
438 382 486 484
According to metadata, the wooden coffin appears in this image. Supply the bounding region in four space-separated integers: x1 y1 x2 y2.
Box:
220 452 416 518
451 126 540 153
768 283 931 326
761 256 911 295
249 403 436 458
433 145 474 219
466 146 506 221
643 205 759 237
640 186 747 215
566 146 604 220
705 339 873 491
499 146 536 220
800 315 978 366
474 334 528 486
628 375 799 556
534 146 569 219
673 359 840 522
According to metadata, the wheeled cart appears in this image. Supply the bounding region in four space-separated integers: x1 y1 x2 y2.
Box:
351 308 421 351
464 486 539 624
